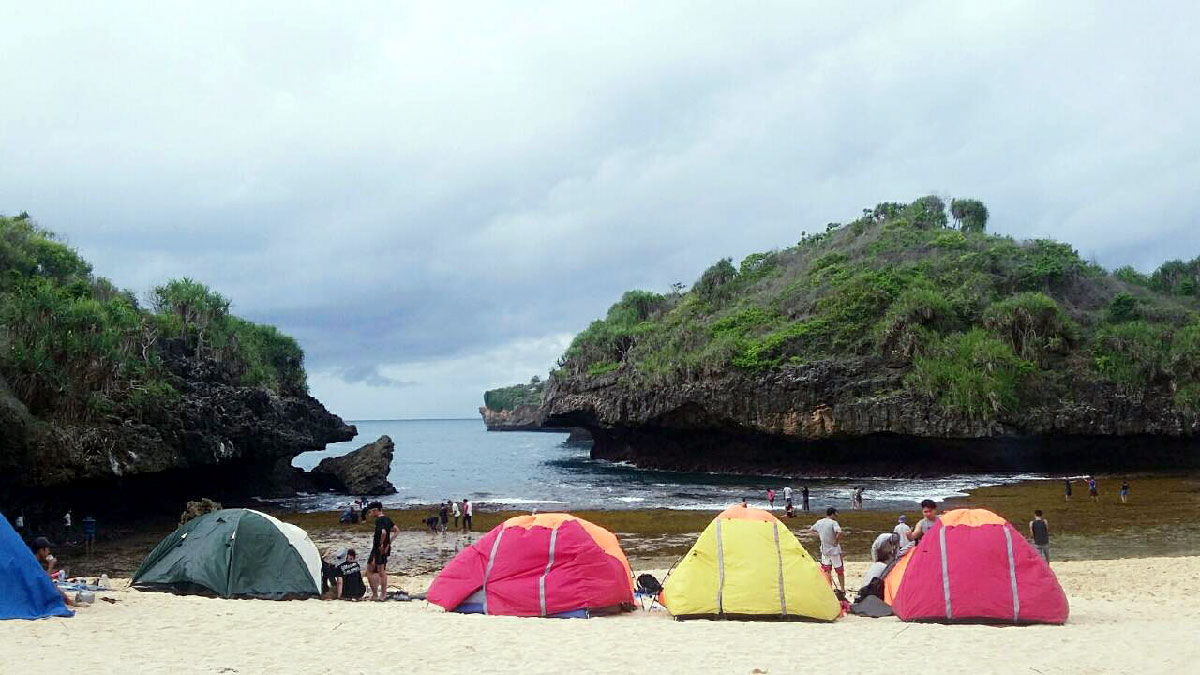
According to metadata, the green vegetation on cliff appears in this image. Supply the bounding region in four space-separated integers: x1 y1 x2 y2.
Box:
556 197 1200 420
0 214 308 423
484 376 545 411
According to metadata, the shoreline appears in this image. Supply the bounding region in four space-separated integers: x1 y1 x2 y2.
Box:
44 473 1200 579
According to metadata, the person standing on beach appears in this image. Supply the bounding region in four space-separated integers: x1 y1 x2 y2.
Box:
907 499 940 542
1029 510 1051 562
462 499 473 532
82 515 97 554
63 510 72 538
810 508 845 591
1064 478 1072 501
801 486 810 512
1120 479 1130 504
893 515 913 552
367 501 398 601
1087 477 1099 502
439 502 450 533
452 499 461 530
767 488 776 509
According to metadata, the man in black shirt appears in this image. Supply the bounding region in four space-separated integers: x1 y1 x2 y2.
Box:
801 486 810 512
367 501 398 601
338 549 367 600
1030 509 1051 562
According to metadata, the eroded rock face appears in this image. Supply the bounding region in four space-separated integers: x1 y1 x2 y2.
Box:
542 359 1200 475
478 405 546 430
0 353 356 510
310 435 396 495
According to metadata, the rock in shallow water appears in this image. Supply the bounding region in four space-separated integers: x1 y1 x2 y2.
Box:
310 435 397 495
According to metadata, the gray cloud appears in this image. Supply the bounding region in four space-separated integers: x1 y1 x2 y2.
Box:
2 2 1198 418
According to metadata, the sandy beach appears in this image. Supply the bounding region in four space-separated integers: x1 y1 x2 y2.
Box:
2 556 1196 675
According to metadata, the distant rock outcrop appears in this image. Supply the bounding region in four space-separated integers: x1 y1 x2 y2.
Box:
310 435 397 495
479 404 546 430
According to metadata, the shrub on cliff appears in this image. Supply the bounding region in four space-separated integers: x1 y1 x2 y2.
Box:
907 329 1034 420
484 378 546 411
0 214 313 423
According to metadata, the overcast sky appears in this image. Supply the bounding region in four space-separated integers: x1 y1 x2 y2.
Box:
3 2 1198 420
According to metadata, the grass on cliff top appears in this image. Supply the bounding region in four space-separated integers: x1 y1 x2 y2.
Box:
552 196 1200 420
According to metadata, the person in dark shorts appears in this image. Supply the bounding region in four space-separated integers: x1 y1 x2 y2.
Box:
338 549 366 600
1120 479 1130 504
462 499 473 532
82 515 97 554
439 502 450 533
1087 477 1099 501
1029 510 1051 562
801 486 810 512
367 502 398 601
1064 478 1072 501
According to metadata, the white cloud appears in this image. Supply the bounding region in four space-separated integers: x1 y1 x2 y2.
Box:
2 2 1198 418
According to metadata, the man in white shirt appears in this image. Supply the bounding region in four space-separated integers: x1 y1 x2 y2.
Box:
810 507 844 591
894 515 913 552
783 486 793 503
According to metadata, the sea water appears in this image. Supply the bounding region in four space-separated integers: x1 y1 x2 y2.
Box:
285 418 1043 513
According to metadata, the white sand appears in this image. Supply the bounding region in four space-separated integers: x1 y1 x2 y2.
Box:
3 557 1197 675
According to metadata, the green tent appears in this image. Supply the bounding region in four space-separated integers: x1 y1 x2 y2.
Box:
133 509 322 599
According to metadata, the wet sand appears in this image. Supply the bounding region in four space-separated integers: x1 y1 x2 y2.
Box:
50 474 1200 578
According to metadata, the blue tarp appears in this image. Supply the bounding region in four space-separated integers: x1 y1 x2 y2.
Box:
0 513 72 620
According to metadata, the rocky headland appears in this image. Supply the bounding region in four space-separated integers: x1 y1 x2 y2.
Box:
0 215 357 516
541 197 1200 475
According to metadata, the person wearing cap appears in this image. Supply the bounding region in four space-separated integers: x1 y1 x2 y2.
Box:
893 514 913 552
366 501 398 601
30 537 76 606
31 537 58 577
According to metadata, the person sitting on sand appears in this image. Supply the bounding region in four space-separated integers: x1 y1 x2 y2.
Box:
31 537 76 606
367 501 398 602
337 549 367 600
32 536 57 576
907 499 940 542
322 548 345 599
810 508 845 591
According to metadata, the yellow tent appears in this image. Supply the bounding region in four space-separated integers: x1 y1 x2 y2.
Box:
661 505 840 621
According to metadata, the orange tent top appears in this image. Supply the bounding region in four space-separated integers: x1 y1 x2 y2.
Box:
714 505 779 522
